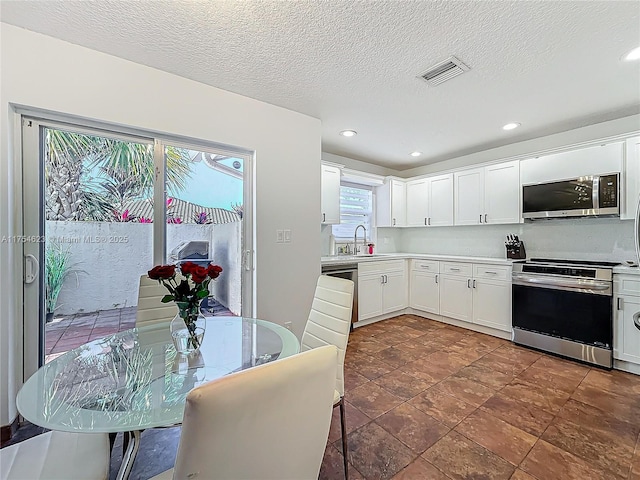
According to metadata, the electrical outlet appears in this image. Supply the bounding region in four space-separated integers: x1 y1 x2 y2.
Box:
284 321 292 331
283 229 291 243
276 230 284 243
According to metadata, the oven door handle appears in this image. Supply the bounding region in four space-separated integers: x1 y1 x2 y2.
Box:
512 273 611 292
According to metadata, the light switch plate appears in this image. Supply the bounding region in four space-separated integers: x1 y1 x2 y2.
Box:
276 230 284 243
284 229 291 243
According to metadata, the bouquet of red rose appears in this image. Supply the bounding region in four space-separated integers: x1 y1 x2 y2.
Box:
148 261 223 350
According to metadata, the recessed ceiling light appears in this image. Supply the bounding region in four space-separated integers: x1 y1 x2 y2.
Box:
502 123 521 131
410 151 422 157
624 46 640 61
339 130 357 137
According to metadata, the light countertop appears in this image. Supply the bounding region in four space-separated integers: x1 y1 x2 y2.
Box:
321 253 514 266
613 264 640 276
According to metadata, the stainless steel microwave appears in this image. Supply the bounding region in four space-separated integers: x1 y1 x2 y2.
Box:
522 173 620 219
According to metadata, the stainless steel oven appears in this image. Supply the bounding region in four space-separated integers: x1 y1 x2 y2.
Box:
321 263 358 324
512 258 617 368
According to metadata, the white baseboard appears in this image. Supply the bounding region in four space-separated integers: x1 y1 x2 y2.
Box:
354 307 511 340
613 359 640 376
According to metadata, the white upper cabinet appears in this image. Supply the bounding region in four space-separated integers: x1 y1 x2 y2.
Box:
321 164 341 224
484 160 520 225
520 142 623 185
377 178 406 227
622 136 640 220
454 161 520 225
406 178 429 226
454 168 484 225
428 174 454 226
405 174 453 227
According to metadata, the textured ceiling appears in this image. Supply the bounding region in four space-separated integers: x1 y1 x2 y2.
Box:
1 1 639 169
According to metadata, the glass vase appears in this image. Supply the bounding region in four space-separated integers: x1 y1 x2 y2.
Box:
170 312 206 354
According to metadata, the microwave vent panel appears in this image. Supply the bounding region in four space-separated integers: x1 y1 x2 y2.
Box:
418 56 470 86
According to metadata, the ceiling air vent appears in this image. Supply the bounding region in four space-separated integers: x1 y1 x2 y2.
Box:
418 56 470 86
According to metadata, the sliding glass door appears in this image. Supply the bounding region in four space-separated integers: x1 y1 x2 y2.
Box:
21 117 254 377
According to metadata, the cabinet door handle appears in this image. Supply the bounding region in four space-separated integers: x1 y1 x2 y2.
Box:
473 279 477 288
428 217 431 225
617 297 624 310
384 275 388 284
420 265 430 269
484 213 488 223
393 218 396 226
479 214 483 223
322 213 326 222
450 267 461 271
467 279 471 288
485 271 497 275
435 274 438 284
424 217 427 226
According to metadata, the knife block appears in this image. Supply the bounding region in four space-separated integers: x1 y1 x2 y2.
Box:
506 242 527 259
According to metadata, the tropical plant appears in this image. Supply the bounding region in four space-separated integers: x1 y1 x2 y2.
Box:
45 129 102 221
45 243 73 317
231 202 243 219
44 128 194 221
193 211 210 224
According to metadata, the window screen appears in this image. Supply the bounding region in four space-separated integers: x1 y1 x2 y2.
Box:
332 184 373 239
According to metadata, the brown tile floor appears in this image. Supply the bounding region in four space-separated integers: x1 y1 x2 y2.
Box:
319 314 640 480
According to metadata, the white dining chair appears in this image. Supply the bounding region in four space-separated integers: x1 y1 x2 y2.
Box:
136 274 178 328
300 274 355 480
150 344 338 480
0 430 109 480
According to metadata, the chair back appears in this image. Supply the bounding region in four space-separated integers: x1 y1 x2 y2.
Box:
301 274 354 398
136 275 177 328
172 345 338 480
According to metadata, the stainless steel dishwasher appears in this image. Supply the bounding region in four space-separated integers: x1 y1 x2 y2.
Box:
321 263 358 324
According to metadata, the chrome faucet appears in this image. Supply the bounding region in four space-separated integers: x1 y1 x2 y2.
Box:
354 224 367 255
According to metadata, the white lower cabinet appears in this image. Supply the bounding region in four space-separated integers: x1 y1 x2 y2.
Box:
358 260 407 321
412 260 512 332
614 274 640 365
439 262 473 322
358 274 385 320
472 278 511 331
440 275 473 322
409 260 440 314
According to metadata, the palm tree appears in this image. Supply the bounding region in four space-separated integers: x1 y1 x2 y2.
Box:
45 129 102 220
44 128 193 221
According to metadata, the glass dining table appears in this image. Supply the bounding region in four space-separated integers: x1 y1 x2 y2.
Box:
17 316 300 480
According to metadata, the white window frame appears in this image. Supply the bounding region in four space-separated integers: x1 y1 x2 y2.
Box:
332 182 375 244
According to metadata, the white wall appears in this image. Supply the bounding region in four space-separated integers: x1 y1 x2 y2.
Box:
322 152 396 177
0 25 321 427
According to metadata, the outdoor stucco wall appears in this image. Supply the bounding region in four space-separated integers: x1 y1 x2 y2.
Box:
47 221 241 315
